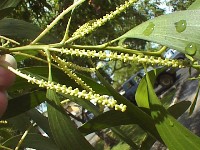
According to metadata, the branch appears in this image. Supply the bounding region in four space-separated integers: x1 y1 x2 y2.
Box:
31 0 85 44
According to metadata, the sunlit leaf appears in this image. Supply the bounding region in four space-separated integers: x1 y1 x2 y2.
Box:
79 101 190 133
117 10 200 60
188 0 200 10
145 70 200 149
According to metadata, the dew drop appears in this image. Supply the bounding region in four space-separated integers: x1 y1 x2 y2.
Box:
185 43 197 56
175 20 187 33
143 22 155 36
169 119 174 127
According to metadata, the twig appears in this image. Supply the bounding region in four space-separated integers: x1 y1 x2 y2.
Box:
15 124 34 150
0 145 13 150
31 0 85 44
0 35 20 45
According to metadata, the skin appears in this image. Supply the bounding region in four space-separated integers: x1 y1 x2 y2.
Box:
0 54 17 117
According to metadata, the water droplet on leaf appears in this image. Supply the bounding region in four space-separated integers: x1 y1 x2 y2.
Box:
175 20 187 33
143 22 155 36
169 120 174 127
185 43 197 56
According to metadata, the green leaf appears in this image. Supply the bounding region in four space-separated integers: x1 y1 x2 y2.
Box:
0 0 22 19
135 68 191 114
168 101 191 118
2 90 47 119
0 0 21 9
117 10 200 60
135 68 163 108
47 90 94 150
2 133 59 150
111 127 139 149
0 18 59 44
61 89 139 148
188 0 200 10
64 95 139 148
7 113 38 133
145 70 200 150
79 100 191 134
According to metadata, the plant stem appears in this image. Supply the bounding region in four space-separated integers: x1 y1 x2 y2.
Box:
15 124 33 150
0 36 20 45
0 145 13 150
61 0 76 44
10 43 165 57
66 44 162 56
12 52 59 69
10 45 48 52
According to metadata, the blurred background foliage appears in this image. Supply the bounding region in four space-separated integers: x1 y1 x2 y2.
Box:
0 0 196 147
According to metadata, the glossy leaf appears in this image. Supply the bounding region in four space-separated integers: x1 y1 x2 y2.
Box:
145 70 200 149
135 68 163 108
2 133 59 150
0 18 58 44
117 10 200 60
47 90 94 150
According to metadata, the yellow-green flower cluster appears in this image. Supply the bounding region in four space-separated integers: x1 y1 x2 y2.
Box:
54 48 186 68
0 120 7 124
8 67 127 112
70 0 137 42
53 56 93 92
54 56 95 72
